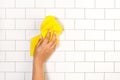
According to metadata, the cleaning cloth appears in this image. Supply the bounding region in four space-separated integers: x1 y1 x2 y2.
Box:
30 15 63 56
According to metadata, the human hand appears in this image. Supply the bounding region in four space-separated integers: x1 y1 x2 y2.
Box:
33 30 57 65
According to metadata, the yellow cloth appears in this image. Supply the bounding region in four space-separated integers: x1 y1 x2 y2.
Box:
30 15 63 56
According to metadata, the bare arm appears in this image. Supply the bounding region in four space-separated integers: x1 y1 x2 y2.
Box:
32 30 57 80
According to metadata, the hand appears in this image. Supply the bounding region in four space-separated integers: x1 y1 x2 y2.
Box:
33 30 57 65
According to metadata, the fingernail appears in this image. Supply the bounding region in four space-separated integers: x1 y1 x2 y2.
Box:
54 32 56 35
49 30 51 32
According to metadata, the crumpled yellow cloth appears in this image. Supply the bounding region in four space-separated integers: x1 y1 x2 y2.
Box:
30 15 63 56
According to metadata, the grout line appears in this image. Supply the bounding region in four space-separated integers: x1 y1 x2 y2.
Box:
84 72 86 80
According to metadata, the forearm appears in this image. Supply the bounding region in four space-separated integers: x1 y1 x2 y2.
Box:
32 59 44 80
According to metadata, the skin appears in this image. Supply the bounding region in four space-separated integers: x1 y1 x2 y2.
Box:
32 30 57 80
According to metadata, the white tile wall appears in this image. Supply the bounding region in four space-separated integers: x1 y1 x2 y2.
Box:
0 0 120 80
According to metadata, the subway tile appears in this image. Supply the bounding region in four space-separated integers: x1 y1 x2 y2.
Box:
0 62 15 71
86 30 104 40
75 62 94 72
0 41 15 50
95 62 114 72
26 9 45 18
86 51 104 61
16 0 34 8
95 41 114 51
75 20 94 29
6 30 25 40
86 9 104 19
36 0 54 8
65 73 84 80
66 30 84 40
6 73 24 80
46 9 65 18
66 9 84 19
16 62 32 72
106 9 120 19
6 9 25 18
55 62 74 72
76 0 94 8
6 51 25 61
55 0 74 8
75 41 94 50
96 0 114 8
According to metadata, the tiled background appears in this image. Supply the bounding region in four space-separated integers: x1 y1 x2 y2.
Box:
0 0 120 80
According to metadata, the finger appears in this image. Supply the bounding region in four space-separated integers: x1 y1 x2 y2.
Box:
36 36 42 47
48 32 56 47
50 41 57 50
43 30 51 44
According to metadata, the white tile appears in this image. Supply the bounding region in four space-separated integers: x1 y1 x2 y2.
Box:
115 62 120 72
0 30 5 40
45 73 64 80
96 0 114 8
44 62 55 72
36 0 54 8
106 9 120 19
16 41 29 50
66 51 84 61
0 73 4 80
35 19 43 29
86 30 104 40
55 0 74 8
75 62 94 72
26 9 45 18
0 52 5 61
0 62 15 71
25 73 32 80
75 41 94 50
0 0 15 8
6 30 25 40
95 20 114 30
58 19 74 29
6 51 25 61
95 41 114 50
86 73 104 80
56 41 74 51
0 19 15 29
47 51 65 62
26 30 39 40
46 9 65 18
115 0 120 8
76 0 94 8
66 30 84 40
16 0 34 8
106 31 120 40
86 9 104 19
59 31 65 40
115 20 120 30
55 62 74 72
66 9 84 19
16 62 32 72
6 73 24 80
0 9 5 18
65 73 84 80
115 41 120 50
75 20 94 29
105 73 120 80
0 41 15 50
16 19 35 29
86 52 104 61
25 51 33 61
95 62 114 72
6 9 25 18
106 52 120 61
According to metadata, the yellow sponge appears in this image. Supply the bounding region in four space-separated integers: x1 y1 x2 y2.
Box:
30 16 63 56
